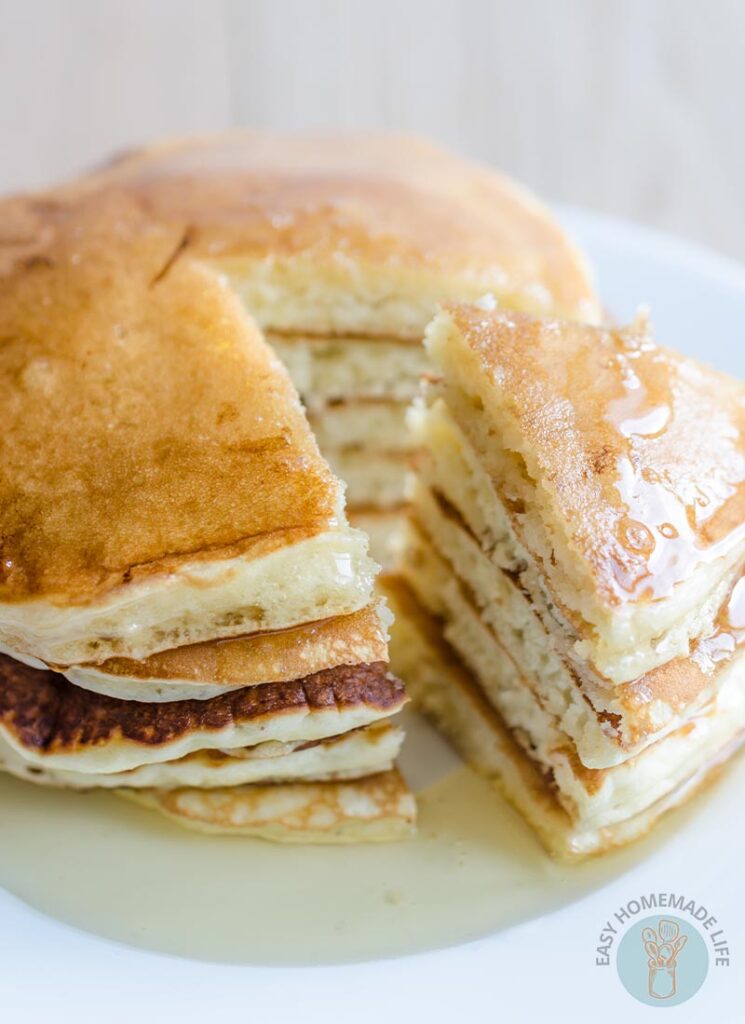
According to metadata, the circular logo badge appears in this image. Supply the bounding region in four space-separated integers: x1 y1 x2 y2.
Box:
616 915 709 1006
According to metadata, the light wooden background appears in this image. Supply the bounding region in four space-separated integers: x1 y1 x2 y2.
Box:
1 0 742 259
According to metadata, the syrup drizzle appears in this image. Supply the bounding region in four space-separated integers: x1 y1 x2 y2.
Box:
692 576 745 671
603 331 745 603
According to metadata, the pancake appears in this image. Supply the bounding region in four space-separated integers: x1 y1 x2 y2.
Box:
269 333 429 406
402 520 745 781
0 654 407 774
0 195 375 666
77 132 602 334
424 303 745 685
349 508 408 569
393 302 745 855
122 768 416 843
0 721 404 790
406 434 745 764
384 577 745 860
63 602 390 702
325 449 410 509
308 399 411 453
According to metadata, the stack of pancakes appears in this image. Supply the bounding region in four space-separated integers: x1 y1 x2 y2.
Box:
390 302 745 858
0 192 414 842
61 133 601 562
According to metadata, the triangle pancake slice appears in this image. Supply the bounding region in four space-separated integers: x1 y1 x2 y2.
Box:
425 304 745 686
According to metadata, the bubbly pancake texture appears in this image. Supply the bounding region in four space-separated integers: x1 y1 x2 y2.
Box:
123 768 416 843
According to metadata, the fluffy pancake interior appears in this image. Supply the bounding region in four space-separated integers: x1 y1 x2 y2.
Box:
384 576 744 859
325 450 409 509
0 530 377 668
269 334 429 406
308 399 412 454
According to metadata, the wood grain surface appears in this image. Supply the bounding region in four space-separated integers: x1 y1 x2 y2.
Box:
0 0 742 259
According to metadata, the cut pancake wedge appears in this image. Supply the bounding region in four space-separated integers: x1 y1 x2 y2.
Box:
392 302 745 857
425 304 745 685
0 205 376 666
385 577 745 860
121 769 416 843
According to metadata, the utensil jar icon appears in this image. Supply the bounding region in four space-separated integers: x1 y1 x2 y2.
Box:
641 919 687 1000
649 964 676 1000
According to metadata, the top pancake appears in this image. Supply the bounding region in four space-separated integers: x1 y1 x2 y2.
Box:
425 304 745 680
51 131 600 334
0 192 376 664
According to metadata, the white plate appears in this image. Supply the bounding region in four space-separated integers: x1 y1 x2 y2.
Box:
3 208 744 1023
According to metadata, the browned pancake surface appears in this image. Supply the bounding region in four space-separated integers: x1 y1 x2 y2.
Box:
85 605 387 685
0 654 405 754
0 192 340 604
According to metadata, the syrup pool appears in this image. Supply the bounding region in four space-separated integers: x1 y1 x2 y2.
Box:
0 711 680 965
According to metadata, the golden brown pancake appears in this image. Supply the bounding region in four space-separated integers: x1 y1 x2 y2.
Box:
0 653 406 773
63 603 389 702
73 132 602 332
393 303 745 856
0 193 375 665
0 199 334 601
